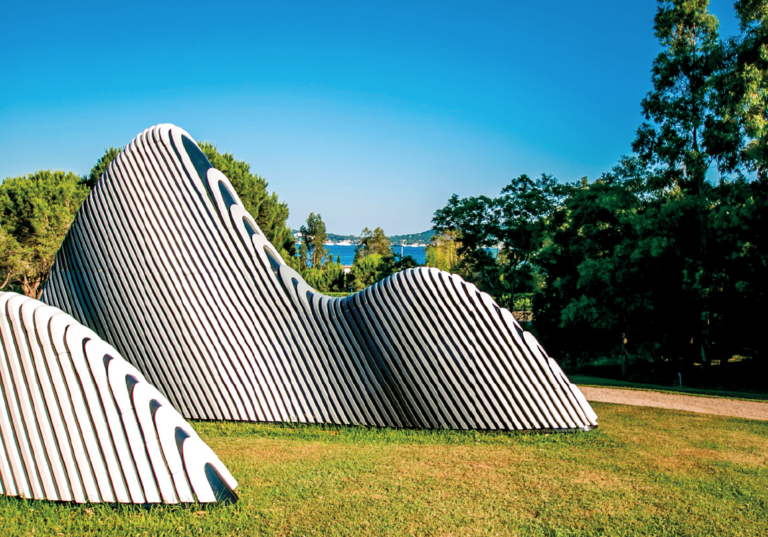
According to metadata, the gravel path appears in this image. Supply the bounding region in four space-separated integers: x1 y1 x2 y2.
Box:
579 386 768 421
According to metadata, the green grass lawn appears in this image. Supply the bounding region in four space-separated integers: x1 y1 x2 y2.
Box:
2 403 767 536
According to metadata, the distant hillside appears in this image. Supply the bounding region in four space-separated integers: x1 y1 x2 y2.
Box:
292 229 435 245
292 231 359 243
388 230 435 245
326 233 359 243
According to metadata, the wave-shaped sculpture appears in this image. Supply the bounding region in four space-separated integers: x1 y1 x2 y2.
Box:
41 124 598 431
0 292 237 503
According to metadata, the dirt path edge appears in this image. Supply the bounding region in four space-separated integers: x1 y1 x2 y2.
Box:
579 386 768 422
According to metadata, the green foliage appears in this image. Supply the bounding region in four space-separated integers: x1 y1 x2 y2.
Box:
293 214 351 293
0 227 23 291
298 241 308 269
512 293 534 311
85 146 122 188
629 0 755 365
433 155 767 370
535 160 697 368
428 1 768 375
199 142 294 257
345 226 417 292
724 0 768 177
303 256 347 293
432 173 562 309
705 176 768 362
632 0 726 186
299 212 327 268
353 226 391 262
424 230 464 273
0 171 89 297
349 253 385 291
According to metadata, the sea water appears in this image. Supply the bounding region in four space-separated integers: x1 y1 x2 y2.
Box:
300 244 427 265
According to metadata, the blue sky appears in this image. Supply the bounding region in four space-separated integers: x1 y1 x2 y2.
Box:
0 1 743 235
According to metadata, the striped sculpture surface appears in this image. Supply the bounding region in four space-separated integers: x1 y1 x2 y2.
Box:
0 292 237 503
42 124 598 431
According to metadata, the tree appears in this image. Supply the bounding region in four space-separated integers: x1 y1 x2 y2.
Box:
632 1 723 189
425 231 464 273
631 0 727 364
431 173 562 307
494 173 562 298
431 191 505 299
299 213 328 268
303 258 347 293
0 227 23 290
349 253 385 291
199 142 295 257
84 147 122 188
346 226 417 291
534 159 696 373
704 174 768 363
421 1 767 381
729 0 768 178
299 241 309 269
354 227 392 261
0 171 89 297
377 253 419 281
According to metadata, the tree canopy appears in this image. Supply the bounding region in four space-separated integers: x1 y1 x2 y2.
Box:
425 231 464 274
293 213 349 293
199 142 294 257
85 147 122 188
0 171 89 297
429 0 768 384
728 0 768 177
354 227 392 261
432 173 560 308
299 212 328 268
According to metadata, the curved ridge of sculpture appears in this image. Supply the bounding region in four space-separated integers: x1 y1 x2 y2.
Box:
0 292 238 503
41 124 598 431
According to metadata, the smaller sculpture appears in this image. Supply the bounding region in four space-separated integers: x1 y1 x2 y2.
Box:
0 292 237 504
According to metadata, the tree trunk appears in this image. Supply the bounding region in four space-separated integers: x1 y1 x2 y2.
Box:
698 176 709 368
620 332 629 378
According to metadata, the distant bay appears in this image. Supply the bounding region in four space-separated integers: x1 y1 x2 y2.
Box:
297 244 427 265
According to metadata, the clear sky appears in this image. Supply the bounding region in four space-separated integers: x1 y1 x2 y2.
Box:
0 1 743 235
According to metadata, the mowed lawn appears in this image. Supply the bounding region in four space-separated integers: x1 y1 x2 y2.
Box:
1 403 766 536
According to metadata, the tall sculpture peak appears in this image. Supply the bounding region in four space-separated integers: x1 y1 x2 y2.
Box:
41 124 597 432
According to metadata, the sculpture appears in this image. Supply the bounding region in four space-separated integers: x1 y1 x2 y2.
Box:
0 292 237 503
41 124 597 432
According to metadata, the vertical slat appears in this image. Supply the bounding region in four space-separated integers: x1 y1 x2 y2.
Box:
0 295 39 498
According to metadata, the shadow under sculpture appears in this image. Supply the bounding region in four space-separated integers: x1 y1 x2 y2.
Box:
0 292 237 503
42 124 598 432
